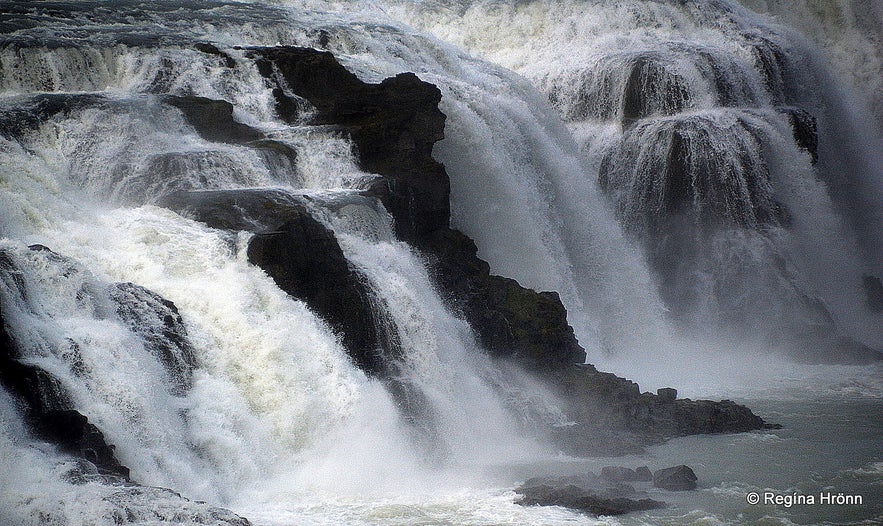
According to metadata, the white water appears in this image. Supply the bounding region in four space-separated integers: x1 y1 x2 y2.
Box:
1 1 881 525
379 0 883 366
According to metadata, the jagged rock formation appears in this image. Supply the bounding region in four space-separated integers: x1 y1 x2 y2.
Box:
160 189 389 376
246 46 588 372
234 46 771 452
248 46 449 242
0 252 130 478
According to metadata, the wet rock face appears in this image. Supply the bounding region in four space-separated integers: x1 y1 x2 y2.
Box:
247 46 449 242
0 299 130 478
161 189 388 376
109 282 196 394
550 364 769 455
247 212 387 375
417 228 586 369
164 95 263 144
781 106 818 164
238 47 588 371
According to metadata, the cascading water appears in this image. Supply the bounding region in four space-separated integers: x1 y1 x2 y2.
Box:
0 3 575 523
1 1 882 525
382 0 883 368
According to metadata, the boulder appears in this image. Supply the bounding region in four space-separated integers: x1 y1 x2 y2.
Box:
515 473 664 516
248 217 386 375
160 189 389 376
553 364 769 454
417 227 586 369
109 282 196 394
636 466 653 482
653 465 697 491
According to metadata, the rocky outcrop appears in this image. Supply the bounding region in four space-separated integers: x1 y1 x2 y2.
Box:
0 295 130 478
194 42 237 68
515 472 665 516
417 228 585 369
164 95 263 144
160 188 439 436
241 47 586 371
247 211 388 375
109 282 196 394
247 46 449 242
550 364 769 455
653 465 697 491
780 106 818 164
160 189 389 376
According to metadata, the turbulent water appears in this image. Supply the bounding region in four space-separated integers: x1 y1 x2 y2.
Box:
0 1 881 525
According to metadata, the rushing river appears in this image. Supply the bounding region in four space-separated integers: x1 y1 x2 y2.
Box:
1 1 880 525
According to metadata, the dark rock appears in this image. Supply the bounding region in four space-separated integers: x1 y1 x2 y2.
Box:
657 387 677 402
109 282 196 394
864 274 883 312
243 48 585 372
744 32 792 103
601 466 637 482
247 209 387 376
515 473 664 516
551 364 769 455
0 300 129 478
622 55 690 127
417 228 586 369
246 46 449 241
653 465 697 491
159 188 306 232
163 95 264 144
161 188 386 374
159 189 438 438
636 466 653 482
782 107 818 164
194 42 236 68
0 93 103 138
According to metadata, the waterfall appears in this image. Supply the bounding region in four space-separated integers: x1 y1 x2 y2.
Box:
0 4 567 521
381 0 883 365
1 1 881 525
